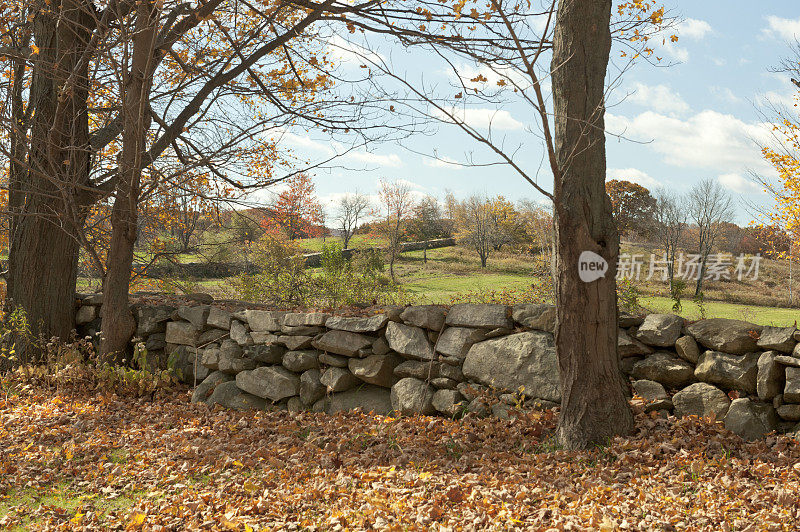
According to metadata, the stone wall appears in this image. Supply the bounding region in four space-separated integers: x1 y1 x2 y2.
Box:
74 296 800 440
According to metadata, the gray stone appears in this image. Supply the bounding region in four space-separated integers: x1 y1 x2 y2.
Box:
438 363 463 381
186 292 214 304
757 351 786 401
325 314 389 333
372 337 391 355
283 312 330 327
620 356 642 376
287 396 308 413
177 305 209 330
145 333 166 352
619 313 644 328
278 335 313 350
672 382 731 420
198 328 228 346
167 346 209 384
201 345 221 370
319 352 349 367
618 329 654 358
218 349 256 375
219 339 242 359
463 331 560 402
686 319 763 355
328 385 393 414
777 404 800 421
385 322 434 360
467 398 491 417
391 378 436 415
794 342 800 357
320 367 360 392
191 371 234 403
245 310 285 332
282 350 319 372
76 305 97 325
83 292 104 305
483 327 513 339
230 320 252 346
207 307 232 330
635 314 683 347
430 377 458 389
675 335 700 364
348 354 401 387
312 330 373 357
432 389 466 417
785 367 800 403
633 379 672 412
206 381 267 411
236 366 300 401
757 327 797 353
400 305 447 330
446 303 512 329
456 382 489 401
300 369 326 406
436 327 485 359
394 360 439 380
512 304 556 332
724 398 779 441
776 355 800 367
245 343 285 364
631 352 695 389
280 325 325 336
694 351 760 394
136 305 175 336
250 331 278 345
165 321 200 346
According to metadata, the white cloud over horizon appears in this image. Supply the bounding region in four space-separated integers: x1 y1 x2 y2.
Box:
678 18 713 40
606 167 660 189
433 106 525 131
626 82 690 115
763 15 800 41
718 173 765 195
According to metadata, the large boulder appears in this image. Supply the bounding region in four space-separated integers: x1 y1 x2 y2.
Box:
394 360 439 380
446 304 512 329
207 307 232 330
694 351 760 394
435 327 485 359
177 305 209 330
282 350 319 372
299 369 326 406
757 351 786 401
785 367 800 403
165 321 200 346
136 305 175 336
229 320 252 346
327 385 393 414
511 304 556 333
283 312 330 327
245 343 285 364
167 346 209 384
672 382 731 420
325 314 389 333
236 367 300 401
462 331 560 402
348 354 401 387
686 319 762 355
191 371 234 404
632 379 672 412
278 335 314 351
320 367 360 392
385 322 434 360
245 310 285 332
724 398 779 441
391 378 436 415
313 330 373 357
206 381 267 411
618 329 654 358
432 389 466 417
675 335 700 364
757 327 797 353
631 352 695 389
201 345 221 370
400 305 447 330
634 314 683 347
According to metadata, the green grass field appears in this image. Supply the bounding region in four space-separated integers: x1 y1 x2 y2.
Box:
640 296 798 326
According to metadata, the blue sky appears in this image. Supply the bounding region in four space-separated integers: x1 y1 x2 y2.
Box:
268 2 800 225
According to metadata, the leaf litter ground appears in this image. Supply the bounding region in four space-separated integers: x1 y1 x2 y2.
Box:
1 385 799 531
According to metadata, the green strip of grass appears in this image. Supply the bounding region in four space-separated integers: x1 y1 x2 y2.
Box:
641 296 799 326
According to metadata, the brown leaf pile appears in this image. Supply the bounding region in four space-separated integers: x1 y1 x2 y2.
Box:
1 384 799 531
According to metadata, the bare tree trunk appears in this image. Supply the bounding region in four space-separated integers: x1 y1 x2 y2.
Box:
8 2 92 348
551 0 633 449
100 0 159 362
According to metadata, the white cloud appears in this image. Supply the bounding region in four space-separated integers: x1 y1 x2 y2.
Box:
710 86 741 104
325 35 385 65
433 106 524 131
763 15 800 41
278 132 402 168
627 82 689 115
718 173 765 195
605 110 773 174
678 18 713 40
606 168 659 189
344 150 402 167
